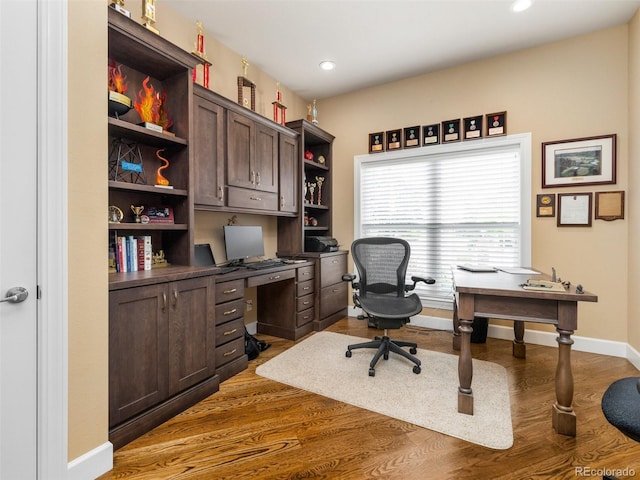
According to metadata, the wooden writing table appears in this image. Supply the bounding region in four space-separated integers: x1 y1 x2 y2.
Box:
451 268 597 436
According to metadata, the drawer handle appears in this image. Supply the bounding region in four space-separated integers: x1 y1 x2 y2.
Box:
332 260 338 264
303 315 310 320
303 271 310 276
269 275 281 280
333 288 340 293
223 288 238 294
223 348 237 357
219 185 224 201
249 196 262 201
303 286 310 291
224 308 237 315
303 301 310 305
223 328 238 336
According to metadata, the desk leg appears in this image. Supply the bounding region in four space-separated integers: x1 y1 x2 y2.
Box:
513 320 526 358
552 328 576 436
452 299 461 351
457 317 474 415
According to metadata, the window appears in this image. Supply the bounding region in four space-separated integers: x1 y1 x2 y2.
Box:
354 134 531 309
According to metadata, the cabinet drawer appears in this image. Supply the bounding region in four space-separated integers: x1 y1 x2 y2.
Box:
215 279 244 303
215 298 244 324
246 268 295 288
320 254 347 288
297 293 315 312
297 265 314 282
216 336 245 367
320 282 348 318
227 186 278 211
297 307 315 327
215 317 244 346
297 279 314 297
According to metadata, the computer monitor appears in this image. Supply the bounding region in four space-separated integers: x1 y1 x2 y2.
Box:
193 243 216 266
223 225 265 264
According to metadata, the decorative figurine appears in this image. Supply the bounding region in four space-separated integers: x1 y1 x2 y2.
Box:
142 0 159 34
311 99 318 125
306 104 313 122
107 59 132 118
308 182 316 204
155 148 172 188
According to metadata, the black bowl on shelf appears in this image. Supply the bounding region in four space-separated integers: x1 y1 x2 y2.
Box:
108 90 132 118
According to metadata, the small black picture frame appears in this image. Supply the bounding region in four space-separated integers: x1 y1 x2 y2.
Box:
386 129 402 150
368 132 385 153
442 119 461 143
422 123 440 146
403 126 421 148
486 111 507 137
463 115 483 140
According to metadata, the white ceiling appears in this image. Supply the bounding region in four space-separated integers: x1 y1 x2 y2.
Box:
163 0 640 100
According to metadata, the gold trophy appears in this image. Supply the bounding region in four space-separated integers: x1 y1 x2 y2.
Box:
142 0 159 34
315 176 324 205
110 0 131 18
131 205 144 223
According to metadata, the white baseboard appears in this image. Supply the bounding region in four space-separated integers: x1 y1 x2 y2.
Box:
67 442 113 480
348 307 640 369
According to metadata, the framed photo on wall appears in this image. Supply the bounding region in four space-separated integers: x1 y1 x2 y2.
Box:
542 134 616 188
557 193 592 227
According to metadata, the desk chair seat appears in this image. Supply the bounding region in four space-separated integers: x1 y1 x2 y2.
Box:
602 377 640 442
343 237 435 377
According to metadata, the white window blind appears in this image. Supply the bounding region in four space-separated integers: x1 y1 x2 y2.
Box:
355 134 531 308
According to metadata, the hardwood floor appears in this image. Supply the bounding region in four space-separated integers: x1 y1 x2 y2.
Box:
98 317 640 480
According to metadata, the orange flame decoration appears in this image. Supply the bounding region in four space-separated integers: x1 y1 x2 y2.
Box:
156 90 173 131
155 149 170 186
108 60 128 94
134 76 159 124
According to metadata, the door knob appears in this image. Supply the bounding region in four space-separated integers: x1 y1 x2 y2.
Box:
0 287 28 304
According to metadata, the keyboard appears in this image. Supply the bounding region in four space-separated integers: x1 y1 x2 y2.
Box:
245 259 285 270
216 266 239 274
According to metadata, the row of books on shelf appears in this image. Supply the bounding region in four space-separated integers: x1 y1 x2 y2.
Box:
110 235 152 273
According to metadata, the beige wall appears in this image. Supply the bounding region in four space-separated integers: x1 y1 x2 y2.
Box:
628 10 640 349
318 26 631 343
68 0 639 465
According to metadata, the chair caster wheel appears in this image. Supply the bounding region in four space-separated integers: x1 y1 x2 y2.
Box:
369 368 376 377
409 347 417 354
413 365 421 374
383 353 389 360
346 350 352 358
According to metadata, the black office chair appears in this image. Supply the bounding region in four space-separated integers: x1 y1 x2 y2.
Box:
342 237 435 377
601 377 640 480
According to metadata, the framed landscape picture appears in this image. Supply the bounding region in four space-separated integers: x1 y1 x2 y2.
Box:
542 134 616 188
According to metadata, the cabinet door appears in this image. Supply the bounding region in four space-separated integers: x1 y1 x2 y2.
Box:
109 284 169 427
279 134 298 213
254 122 279 193
168 276 216 395
193 94 225 206
227 110 255 189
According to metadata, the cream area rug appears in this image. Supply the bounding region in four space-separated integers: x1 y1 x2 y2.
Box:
256 331 513 450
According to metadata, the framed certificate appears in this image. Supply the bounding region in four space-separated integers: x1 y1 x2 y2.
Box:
422 123 440 145
557 193 592 227
595 190 624 221
463 115 483 140
403 126 420 148
442 119 461 143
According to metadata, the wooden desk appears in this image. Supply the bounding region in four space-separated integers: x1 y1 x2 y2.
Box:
451 269 597 436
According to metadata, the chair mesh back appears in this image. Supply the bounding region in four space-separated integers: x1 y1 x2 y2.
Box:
351 237 410 297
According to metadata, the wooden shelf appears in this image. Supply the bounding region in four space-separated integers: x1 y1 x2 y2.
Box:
108 180 188 197
108 117 187 147
304 160 329 171
303 203 329 210
109 223 188 231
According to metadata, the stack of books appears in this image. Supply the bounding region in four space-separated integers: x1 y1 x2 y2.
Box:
110 235 152 273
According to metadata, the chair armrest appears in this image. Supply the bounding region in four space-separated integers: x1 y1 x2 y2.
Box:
405 275 436 291
342 274 360 290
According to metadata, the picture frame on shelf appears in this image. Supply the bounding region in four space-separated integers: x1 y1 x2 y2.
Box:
542 134 616 188
463 115 483 140
386 129 402 150
442 119 461 143
557 193 592 227
368 132 385 153
422 123 440 145
536 194 555 218
486 111 507 137
595 190 624 221
403 126 421 148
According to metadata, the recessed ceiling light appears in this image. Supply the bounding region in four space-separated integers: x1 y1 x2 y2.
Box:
512 0 533 12
319 61 336 71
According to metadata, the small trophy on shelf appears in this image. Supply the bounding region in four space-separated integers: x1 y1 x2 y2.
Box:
131 205 144 223
315 176 324 205
237 56 256 111
191 20 212 89
109 0 130 17
308 182 316 205
142 0 159 34
272 82 287 126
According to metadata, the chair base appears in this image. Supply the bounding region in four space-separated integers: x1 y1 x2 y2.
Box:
346 332 421 377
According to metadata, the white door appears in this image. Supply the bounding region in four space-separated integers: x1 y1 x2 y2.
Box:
0 0 39 478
